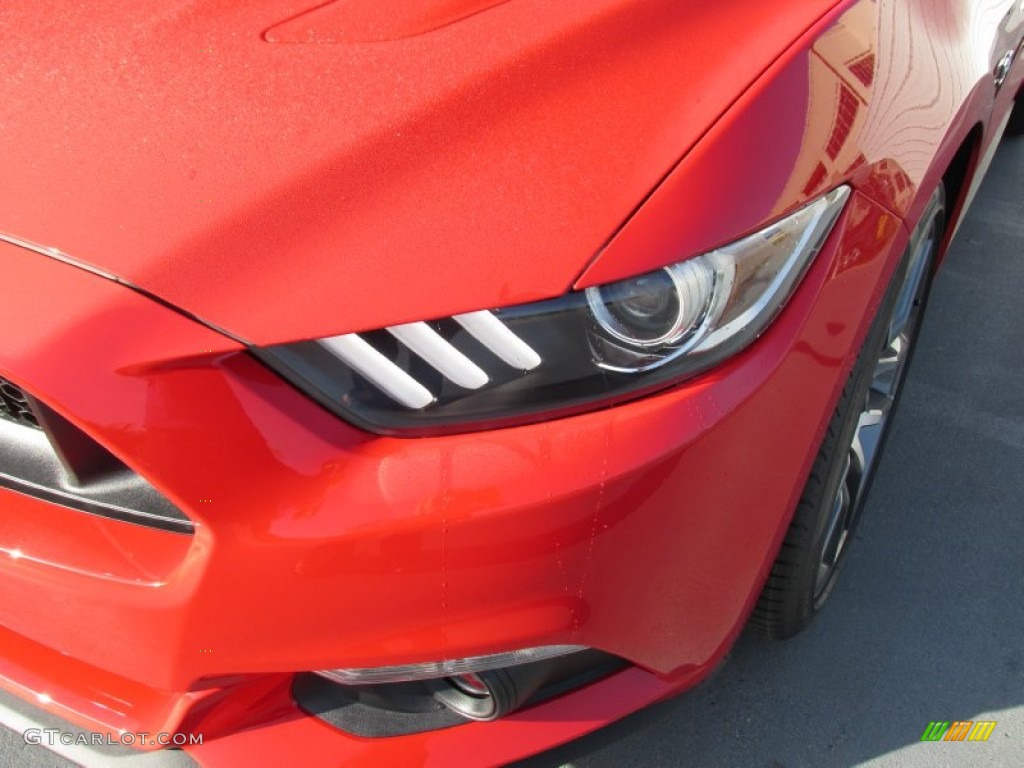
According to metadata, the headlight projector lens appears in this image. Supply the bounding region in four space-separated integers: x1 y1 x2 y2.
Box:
585 259 715 348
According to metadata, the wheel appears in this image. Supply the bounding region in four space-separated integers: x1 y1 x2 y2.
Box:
750 183 946 639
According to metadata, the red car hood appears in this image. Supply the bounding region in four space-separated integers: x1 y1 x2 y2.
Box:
0 0 837 345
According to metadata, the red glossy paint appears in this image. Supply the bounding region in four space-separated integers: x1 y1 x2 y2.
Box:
0 0 839 344
0 0 1021 765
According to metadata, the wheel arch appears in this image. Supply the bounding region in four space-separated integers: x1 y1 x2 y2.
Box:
935 122 985 268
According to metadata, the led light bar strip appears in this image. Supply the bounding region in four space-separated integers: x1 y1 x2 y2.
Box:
454 310 542 370
322 312 541 410
320 335 434 409
318 644 588 685
387 322 489 389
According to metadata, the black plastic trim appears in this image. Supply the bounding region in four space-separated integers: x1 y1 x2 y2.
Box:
0 411 192 534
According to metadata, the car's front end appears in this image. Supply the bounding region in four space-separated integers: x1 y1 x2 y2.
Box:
1 0 1022 764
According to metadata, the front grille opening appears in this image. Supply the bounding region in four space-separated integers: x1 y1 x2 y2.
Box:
0 377 41 429
0 376 192 534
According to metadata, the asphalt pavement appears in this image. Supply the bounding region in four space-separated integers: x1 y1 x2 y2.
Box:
2 133 1022 768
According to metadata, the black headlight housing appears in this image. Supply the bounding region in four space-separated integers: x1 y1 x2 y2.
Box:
256 187 850 435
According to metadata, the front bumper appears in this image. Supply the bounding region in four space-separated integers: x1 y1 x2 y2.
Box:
0 189 907 764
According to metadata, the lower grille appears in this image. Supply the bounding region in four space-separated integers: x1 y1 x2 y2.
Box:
0 377 41 429
0 376 192 533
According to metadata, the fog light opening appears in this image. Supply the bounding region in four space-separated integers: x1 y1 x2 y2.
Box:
315 645 593 721
300 649 629 736
432 664 554 722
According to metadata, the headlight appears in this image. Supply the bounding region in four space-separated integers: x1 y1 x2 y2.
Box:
256 186 850 434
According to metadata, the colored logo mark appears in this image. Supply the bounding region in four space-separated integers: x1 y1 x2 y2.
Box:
920 720 997 742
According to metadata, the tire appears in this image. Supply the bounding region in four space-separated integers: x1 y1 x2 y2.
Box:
750 183 946 640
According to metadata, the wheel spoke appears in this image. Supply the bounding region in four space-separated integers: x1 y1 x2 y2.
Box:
872 334 907 396
851 417 880 500
816 480 849 595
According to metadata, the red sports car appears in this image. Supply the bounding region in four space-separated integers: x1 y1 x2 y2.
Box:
1 0 1022 765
